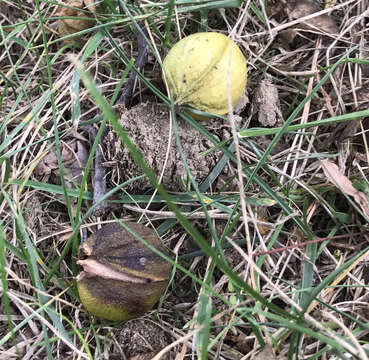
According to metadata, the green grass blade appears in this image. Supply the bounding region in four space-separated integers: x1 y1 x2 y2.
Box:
239 109 369 138
196 292 212 360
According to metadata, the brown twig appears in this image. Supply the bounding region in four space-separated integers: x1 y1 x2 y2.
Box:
90 27 150 215
88 126 107 216
116 26 149 107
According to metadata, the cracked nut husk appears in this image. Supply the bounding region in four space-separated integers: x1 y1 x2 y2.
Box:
77 222 171 321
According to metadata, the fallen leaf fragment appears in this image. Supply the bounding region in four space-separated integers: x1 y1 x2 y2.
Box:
287 0 338 36
35 142 87 188
35 145 75 179
57 0 96 40
321 159 369 217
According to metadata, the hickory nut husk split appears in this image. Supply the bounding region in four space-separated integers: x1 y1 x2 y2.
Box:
162 32 247 117
77 222 171 321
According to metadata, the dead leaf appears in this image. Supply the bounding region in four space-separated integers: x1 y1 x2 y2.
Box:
321 160 369 217
279 28 298 45
252 74 283 127
256 207 270 235
35 145 75 179
57 0 96 40
287 0 338 36
35 141 88 188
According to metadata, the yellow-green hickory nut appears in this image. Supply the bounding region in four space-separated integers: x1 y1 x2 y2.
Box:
162 32 247 118
77 222 171 321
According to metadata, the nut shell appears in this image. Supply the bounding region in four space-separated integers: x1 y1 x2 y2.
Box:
163 32 247 116
77 222 171 321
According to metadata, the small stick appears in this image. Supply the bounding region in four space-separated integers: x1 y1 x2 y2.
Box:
116 27 149 107
88 126 107 216
89 27 150 215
